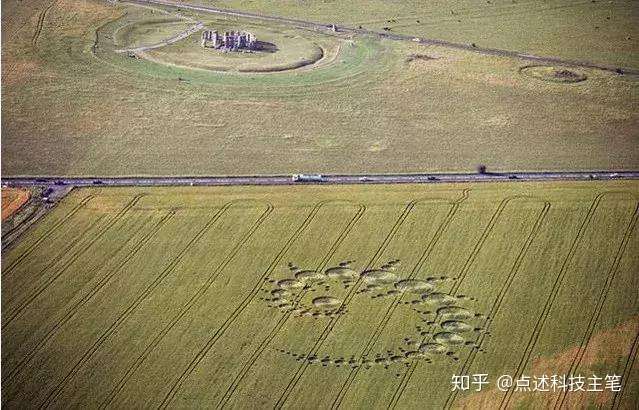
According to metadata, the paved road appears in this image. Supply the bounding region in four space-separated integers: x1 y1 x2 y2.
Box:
3 171 638 188
125 0 639 75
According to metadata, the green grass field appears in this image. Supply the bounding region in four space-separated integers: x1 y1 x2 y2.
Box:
2 0 638 176
194 0 639 69
2 181 638 408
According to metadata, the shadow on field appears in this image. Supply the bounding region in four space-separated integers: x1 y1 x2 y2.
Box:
253 40 278 53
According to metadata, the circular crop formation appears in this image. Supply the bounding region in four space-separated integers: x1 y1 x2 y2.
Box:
115 17 328 73
260 260 489 372
520 65 587 83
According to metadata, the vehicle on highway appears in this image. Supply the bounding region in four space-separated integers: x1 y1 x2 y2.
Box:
292 174 325 182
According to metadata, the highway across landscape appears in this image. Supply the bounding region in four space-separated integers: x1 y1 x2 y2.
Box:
125 0 639 76
3 171 638 189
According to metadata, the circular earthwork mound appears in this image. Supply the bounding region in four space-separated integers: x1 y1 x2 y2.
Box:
520 65 587 83
119 18 326 73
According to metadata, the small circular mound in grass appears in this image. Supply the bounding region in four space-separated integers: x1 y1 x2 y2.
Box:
419 342 447 354
312 296 342 308
361 269 398 284
520 65 587 83
436 306 473 320
325 266 359 279
271 289 290 298
421 292 457 306
394 279 433 294
440 320 473 332
277 279 304 289
295 270 325 283
433 331 465 345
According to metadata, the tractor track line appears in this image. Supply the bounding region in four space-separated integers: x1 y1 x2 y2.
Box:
100 201 274 409
2 195 145 329
388 195 530 409
216 203 366 408
553 199 639 410
157 200 328 408
612 326 639 409
3 195 94 277
273 200 420 409
41 202 233 409
444 200 551 409
1 211 174 389
332 190 470 409
498 191 617 409
3 214 106 312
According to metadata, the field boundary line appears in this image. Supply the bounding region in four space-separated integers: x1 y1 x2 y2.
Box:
3 195 95 277
158 200 329 408
272 199 422 409
387 195 532 409
2 195 145 329
444 199 551 409
41 202 233 409
612 326 639 409
217 202 366 408
331 189 470 409
100 201 274 409
498 191 622 409
553 199 639 409
0 210 174 392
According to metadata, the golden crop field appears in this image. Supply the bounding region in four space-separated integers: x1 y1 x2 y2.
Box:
2 181 637 408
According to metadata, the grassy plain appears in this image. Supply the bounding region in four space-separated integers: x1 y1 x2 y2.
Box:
2 181 638 408
199 0 639 69
1 0 638 176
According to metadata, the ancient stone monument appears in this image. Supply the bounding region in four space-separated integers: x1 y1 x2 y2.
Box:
201 29 256 51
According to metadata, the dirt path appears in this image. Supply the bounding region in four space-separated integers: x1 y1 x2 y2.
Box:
115 21 204 53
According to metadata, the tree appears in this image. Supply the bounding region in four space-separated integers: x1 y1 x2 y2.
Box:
477 164 487 174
